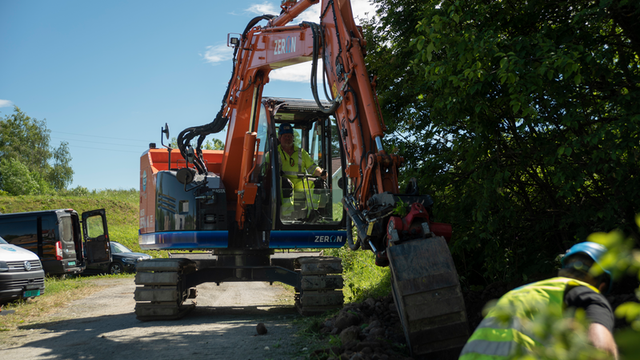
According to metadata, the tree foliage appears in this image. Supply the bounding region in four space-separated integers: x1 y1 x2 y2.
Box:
363 0 640 284
0 107 74 194
169 136 224 150
0 158 50 195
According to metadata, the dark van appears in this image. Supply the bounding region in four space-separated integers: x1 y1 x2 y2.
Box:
0 209 111 277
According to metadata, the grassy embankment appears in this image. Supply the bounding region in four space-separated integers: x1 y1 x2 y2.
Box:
0 190 391 330
0 189 163 258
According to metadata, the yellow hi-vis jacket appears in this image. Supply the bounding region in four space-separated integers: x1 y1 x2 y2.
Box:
278 144 319 184
459 277 600 359
277 144 320 216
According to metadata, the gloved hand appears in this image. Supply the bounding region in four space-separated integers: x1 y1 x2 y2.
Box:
314 177 328 189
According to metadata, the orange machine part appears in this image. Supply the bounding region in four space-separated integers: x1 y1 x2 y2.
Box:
139 148 223 235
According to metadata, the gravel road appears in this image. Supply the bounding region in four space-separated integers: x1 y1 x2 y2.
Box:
0 278 309 360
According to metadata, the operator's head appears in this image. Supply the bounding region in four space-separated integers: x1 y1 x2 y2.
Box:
279 123 295 148
279 123 294 137
560 241 612 293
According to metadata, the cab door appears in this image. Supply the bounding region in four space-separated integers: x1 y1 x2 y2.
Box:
82 209 111 266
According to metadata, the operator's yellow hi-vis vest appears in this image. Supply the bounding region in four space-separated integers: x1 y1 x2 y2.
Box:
459 277 600 359
278 144 320 217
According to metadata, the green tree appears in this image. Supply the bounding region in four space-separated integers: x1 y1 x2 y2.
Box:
170 136 224 150
0 107 73 194
48 141 73 191
203 138 224 150
0 107 51 172
363 0 640 283
0 158 52 195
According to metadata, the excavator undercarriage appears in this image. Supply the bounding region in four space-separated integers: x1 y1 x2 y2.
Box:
133 242 467 357
134 252 345 321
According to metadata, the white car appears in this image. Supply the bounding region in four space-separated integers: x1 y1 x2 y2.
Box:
0 235 45 305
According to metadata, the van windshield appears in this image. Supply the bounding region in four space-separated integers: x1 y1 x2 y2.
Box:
0 236 7 244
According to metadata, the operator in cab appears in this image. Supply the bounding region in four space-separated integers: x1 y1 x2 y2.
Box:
459 241 618 360
277 123 327 219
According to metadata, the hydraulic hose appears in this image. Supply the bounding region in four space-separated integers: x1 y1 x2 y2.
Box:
304 22 340 115
177 14 276 174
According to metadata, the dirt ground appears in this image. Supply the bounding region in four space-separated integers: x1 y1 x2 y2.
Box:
0 278 310 360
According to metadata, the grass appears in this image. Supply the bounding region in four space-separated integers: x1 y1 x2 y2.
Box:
0 273 133 332
323 246 391 303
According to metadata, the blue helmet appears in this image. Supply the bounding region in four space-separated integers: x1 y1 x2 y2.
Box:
278 123 294 136
562 241 612 293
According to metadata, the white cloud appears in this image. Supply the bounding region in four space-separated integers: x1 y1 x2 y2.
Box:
0 99 13 108
270 61 321 83
201 44 234 65
246 2 279 15
245 1 316 22
351 0 378 21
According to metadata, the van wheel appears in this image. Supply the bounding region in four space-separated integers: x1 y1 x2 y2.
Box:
109 262 123 275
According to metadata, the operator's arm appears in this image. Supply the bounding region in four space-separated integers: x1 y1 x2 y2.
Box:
588 322 619 360
565 286 618 359
301 149 326 179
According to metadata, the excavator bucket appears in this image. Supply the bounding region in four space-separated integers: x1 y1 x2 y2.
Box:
387 236 469 359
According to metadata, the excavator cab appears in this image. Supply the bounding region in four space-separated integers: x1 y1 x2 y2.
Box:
252 97 345 229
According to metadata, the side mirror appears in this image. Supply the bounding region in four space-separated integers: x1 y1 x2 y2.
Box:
162 123 170 139
161 124 171 149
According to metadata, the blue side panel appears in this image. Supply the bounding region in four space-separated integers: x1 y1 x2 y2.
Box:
269 230 346 249
139 231 229 250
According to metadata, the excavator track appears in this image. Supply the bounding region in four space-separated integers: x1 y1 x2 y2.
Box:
295 256 344 316
387 236 469 359
134 258 198 321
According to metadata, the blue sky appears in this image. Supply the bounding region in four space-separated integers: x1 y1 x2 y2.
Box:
0 0 376 191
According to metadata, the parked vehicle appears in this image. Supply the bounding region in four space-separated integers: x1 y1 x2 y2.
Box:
85 241 152 274
0 209 111 277
0 235 45 305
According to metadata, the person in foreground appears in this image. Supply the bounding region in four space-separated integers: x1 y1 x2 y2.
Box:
459 241 619 359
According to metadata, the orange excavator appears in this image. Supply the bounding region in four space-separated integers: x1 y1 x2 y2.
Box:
136 0 468 357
